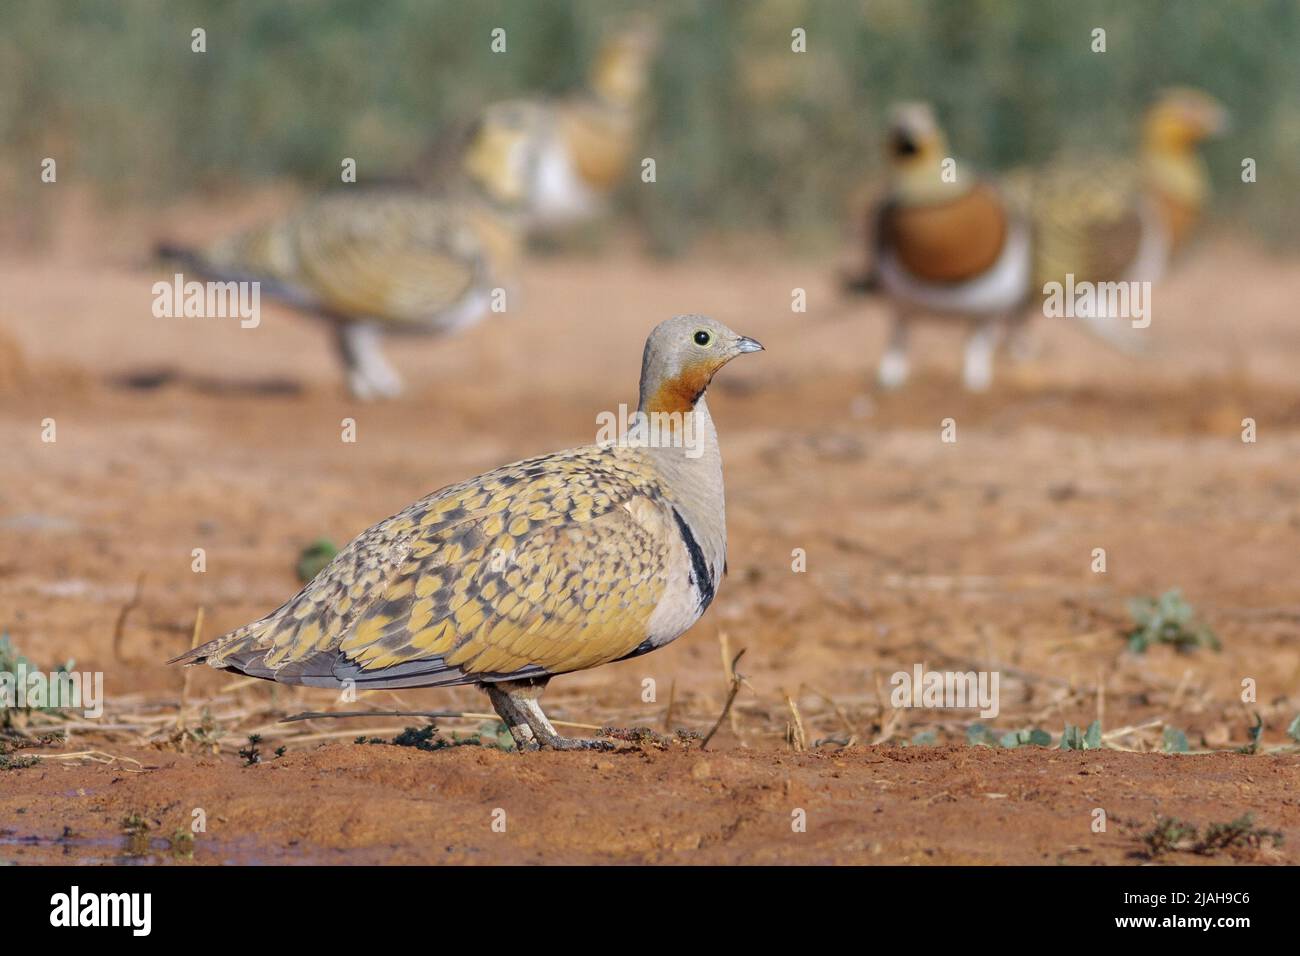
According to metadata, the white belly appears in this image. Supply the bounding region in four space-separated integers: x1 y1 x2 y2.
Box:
529 137 603 228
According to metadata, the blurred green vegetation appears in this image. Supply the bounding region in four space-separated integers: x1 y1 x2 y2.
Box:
2 0 1297 252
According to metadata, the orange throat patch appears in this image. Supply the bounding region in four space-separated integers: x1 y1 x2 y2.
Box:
645 361 716 415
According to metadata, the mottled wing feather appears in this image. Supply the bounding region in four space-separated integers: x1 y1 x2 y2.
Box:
291 195 484 325
196 191 504 329
178 447 674 686
1031 158 1144 285
345 498 669 678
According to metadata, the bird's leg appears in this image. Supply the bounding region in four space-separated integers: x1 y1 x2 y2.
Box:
520 697 615 751
1004 307 1038 362
485 685 538 752
877 310 911 389
335 322 404 400
962 316 1006 392
493 679 614 752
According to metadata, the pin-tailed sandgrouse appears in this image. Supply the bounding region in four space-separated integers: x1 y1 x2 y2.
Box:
419 21 659 234
853 102 1033 392
171 315 763 750
1028 87 1226 349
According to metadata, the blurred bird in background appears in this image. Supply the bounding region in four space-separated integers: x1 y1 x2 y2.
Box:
1026 87 1228 351
847 102 1032 392
417 19 660 236
501 19 659 233
156 20 659 401
157 121 542 400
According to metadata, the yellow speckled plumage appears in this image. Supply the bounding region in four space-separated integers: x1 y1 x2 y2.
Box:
199 190 518 332
160 114 538 400
1030 87 1227 289
173 315 764 750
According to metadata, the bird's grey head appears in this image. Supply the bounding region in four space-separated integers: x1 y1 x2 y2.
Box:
638 314 763 413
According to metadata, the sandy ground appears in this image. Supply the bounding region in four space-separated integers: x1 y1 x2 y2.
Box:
1 200 1299 864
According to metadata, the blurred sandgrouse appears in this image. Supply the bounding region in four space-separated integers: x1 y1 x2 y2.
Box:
171 315 763 750
853 102 1033 391
1028 87 1226 349
418 21 658 233
158 109 548 400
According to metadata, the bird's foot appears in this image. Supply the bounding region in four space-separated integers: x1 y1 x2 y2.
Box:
347 365 404 401
877 350 909 390
599 726 679 749
338 323 404 400
539 735 617 752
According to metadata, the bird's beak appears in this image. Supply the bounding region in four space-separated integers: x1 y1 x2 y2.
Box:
735 336 764 354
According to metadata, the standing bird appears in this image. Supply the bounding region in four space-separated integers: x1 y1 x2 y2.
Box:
1028 87 1227 348
157 108 548 400
170 315 763 751
855 102 1032 392
439 21 660 233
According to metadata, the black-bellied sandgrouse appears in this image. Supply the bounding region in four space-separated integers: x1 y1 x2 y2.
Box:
171 315 763 750
856 102 1033 392
1029 87 1226 348
158 109 547 401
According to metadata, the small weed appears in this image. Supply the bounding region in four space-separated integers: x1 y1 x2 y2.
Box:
390 724 446 751
1198 814 1283 855
966 724 1053 748
0 633 74 728
1059 720 1103 750
1000 728 1053 748
168 829 195 859
0 731 62 769
1143 816 1199 856
1124 590 1220 654
1236 713 1264 754
238 734 263 766
1142 813 1283 858
121 812 151 857
356 723 487 752
967 723 999 747
1161 726 1190 753
296 539 338 583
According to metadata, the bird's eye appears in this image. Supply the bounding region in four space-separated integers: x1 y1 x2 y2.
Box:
693 330 712 347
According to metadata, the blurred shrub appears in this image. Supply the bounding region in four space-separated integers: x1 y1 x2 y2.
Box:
2 0 1297 251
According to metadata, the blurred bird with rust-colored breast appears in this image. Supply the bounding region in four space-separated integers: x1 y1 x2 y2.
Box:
849 102 1033 392
171 315 763 751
